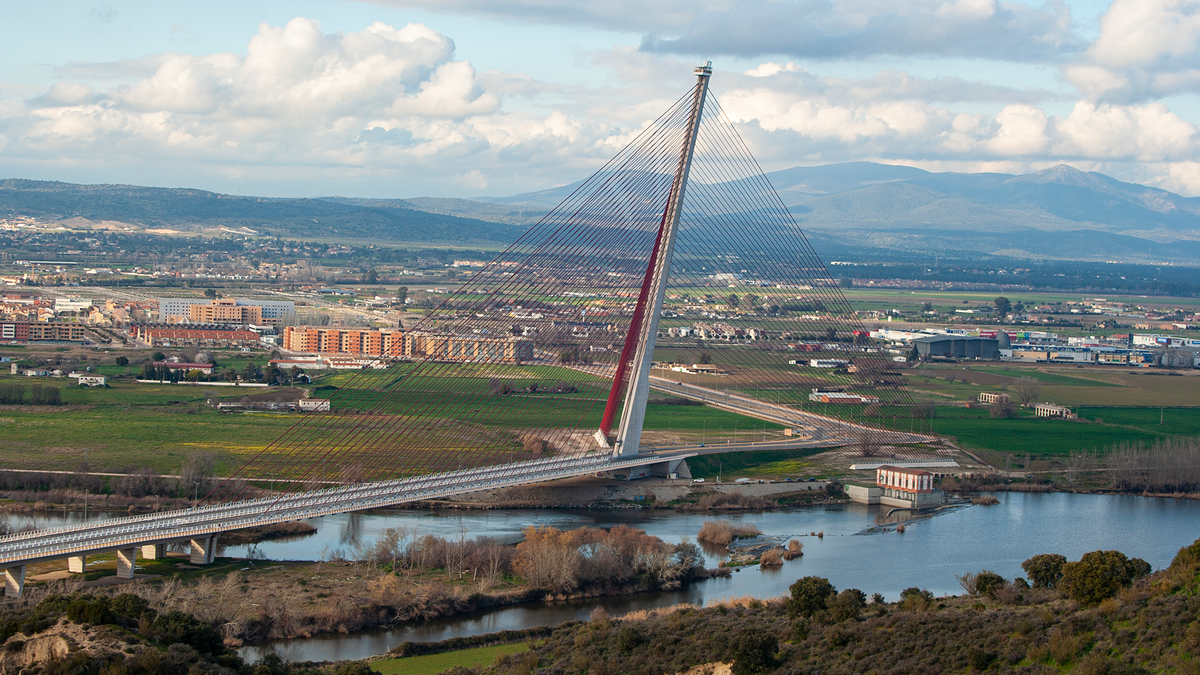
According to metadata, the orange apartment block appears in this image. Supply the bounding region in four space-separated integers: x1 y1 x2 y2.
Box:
187 299 262 325
282 327 533 363
282 326 405 357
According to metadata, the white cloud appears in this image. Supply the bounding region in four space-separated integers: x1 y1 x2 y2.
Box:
4 18 538 193
1053 101 1196 161
1090 0 1200 69
1065 0 1200 102
641 0 1079 62
986 104 1049 156
1158 160 1200 194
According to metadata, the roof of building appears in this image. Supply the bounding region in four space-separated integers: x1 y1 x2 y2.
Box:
152 361 214 369
913 335 996 343
876 465 933 476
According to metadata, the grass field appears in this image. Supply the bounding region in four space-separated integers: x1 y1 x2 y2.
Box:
687 447 827 479
372 643 529 675
0 366 786 476
904 363 1200 407
930 406 1174 456
966 366 1120 387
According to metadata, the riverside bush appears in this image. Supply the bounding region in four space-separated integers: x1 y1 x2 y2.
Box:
1023 553 1068 588
1060 550 1151 605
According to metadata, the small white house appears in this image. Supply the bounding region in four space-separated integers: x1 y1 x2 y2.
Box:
70 372 107 387
298 398 331 412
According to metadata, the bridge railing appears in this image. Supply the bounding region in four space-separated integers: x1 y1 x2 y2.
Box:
0 452 645 564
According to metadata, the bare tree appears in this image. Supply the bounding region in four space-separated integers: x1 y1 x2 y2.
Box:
856 428 879 458
915 399 936 419
1065 452 1098 484
180 452 216 499
1013 376 1043 407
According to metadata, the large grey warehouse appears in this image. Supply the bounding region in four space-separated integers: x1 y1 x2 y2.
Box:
913 335 1000 360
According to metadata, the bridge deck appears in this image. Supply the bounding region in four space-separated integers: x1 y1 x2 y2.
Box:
0 452 688 572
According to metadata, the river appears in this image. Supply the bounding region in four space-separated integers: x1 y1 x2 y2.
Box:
10 491 1200 663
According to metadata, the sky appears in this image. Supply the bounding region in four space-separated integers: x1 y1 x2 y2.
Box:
2 0 1199 198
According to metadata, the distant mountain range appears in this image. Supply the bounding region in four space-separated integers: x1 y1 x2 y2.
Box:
467 162 1200 262
3 162 1199 262
0 180 525 245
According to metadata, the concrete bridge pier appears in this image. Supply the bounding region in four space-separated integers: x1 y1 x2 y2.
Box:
116 548 138 579
68 555 87 574
141 543 166 560
4 566 25 597
189 536 217 565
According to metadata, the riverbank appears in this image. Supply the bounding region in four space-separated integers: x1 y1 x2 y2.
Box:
18 523 725 648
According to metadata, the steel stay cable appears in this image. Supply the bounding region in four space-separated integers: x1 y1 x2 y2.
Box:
206 97 696 497
278 116 689 482
660 108 914 445
225 102 700 497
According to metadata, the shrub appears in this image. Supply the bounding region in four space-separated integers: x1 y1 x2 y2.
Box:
1022 553 1067 589
788 576 835 619
1172 538 1200 569
1060 550 1151 605
150 610 224 654
974 570 1006 597
616 626 643 653
697 492 772 510
730 631 778 675
110 593 151 623
66 596 111 625
697 521 761 545
827 589 866 622
760 548 784 567
332 663 379 675
783 539 803 559
898 587 934 612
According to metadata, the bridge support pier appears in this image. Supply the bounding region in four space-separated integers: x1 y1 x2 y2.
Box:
4 566 25 597
116 548 137 579
68 555 87 574
141 543 166 560
189 536 217 565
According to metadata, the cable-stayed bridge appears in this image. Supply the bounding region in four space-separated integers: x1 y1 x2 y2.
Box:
1 64 935 596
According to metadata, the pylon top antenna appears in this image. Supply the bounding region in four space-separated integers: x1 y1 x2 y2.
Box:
695 61 713 77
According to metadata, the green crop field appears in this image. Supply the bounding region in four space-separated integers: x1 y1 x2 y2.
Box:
1075 407 1200 438
930 406 1167 456
373 643 530 675
965 366 1120 387
688 447 827 479
0 363 790 476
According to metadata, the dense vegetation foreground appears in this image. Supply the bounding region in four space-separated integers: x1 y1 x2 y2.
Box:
3 538 1200 674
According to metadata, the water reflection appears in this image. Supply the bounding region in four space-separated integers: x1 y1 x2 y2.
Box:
9 493 1200 664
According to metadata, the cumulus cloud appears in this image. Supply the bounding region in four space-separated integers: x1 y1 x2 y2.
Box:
1064 0 1200 102
4 9 1200 197
641 0 1080 62
6 19 527 180
706 65 1199 181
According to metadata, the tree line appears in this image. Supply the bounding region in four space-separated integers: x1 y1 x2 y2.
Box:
0 383 62 405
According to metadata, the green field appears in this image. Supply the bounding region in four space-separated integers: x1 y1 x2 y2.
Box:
372 643 529 675
0 364 786 476
687 447 827 479
966 366 1119 387
929 406 1179 456
1075 406 1200 438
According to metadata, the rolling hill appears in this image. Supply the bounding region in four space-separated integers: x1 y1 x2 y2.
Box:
0 179 526 245
4 163 1200 263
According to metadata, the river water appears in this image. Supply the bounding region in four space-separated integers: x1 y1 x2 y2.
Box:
12 492 1200 663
